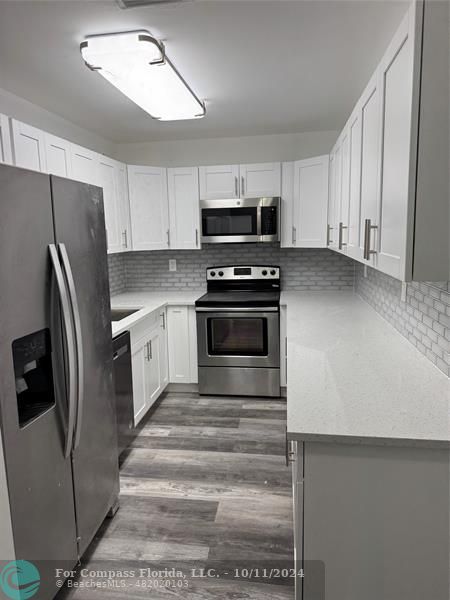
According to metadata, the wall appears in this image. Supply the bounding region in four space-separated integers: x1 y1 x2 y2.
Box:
113 130 338 167
108 246 354 295
355 265 449 377
0 87 114 156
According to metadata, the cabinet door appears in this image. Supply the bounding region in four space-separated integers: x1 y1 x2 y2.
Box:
45 133 72 178
159 309 169 388
240 162 281 198
338 130 350 254
168 167 201 249
358 72 381 266
167 306 191 384
70 144 98 185
293 155 329 248
131 342 148 425
328 144 341 250
11 119 46 172
327 152 336 249
117 162 131 251
347 107 363 260
199 164 239 200
0 114 13 164
128 165 169 251
145 329 162 408
281 162 295 248
98 157 122 254
376 11 414 280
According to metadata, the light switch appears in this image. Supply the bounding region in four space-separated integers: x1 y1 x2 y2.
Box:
169 259 177 272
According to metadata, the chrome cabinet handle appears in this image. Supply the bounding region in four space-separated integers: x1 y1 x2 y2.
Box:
363 219 377 260
145 342 150 361
285 432 295 467
148 340 152 360
234 176 238 197
292 226 297 245
58 243 84 451
338 222 348 250
122 230 128 248
241 176 245 197
161 312 165 330
49 244 77 459
195 228 199 247
166 229 170 247
327 224 334 246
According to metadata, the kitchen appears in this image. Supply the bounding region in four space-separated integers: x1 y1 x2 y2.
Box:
0 1 449 599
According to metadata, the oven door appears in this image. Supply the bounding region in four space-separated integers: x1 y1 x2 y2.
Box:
196 309 280 368
200 198 260 243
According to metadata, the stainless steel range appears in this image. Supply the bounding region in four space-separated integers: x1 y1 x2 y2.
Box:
196 265 281 397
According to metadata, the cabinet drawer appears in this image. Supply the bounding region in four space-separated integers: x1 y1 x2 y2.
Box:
130 308 163 347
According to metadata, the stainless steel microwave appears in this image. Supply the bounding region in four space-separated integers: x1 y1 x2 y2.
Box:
200 197 280 244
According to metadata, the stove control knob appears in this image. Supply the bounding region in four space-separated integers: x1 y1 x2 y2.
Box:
262 270 268 276
210 271 216 277
218 271 224 277
270 269 276 276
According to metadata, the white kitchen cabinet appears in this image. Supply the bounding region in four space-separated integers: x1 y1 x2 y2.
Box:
167 306 193 384
376 10 414 280
167 167 201 249
11 119 46 172
98 156 123 254
293 155 329 248
70 144 98 185
327 145 340 251
240 162 281 198
128 165 169 251
280 305 287 388
45 133 72 178
131 310 169 425
116 162 131 251
290 441 303 600
337 129 350 254
346 106 363 260
357 71 381 267
282 158 329 249
199 164 239 200
188 306 198 384
0 114 13 164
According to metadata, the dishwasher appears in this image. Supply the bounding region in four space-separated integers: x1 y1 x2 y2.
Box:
113 331 134 457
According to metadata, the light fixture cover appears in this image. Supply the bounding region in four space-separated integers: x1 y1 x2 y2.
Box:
80 31 205 121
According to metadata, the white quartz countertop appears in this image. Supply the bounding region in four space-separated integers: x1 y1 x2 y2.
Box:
111 290 203 336
282 291 450 448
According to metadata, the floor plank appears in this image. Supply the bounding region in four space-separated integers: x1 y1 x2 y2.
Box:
58 392 294 599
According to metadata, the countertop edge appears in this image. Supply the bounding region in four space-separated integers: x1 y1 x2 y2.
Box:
287 431 450 450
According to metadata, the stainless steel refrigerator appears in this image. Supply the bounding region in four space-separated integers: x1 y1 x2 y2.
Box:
0 164 119 598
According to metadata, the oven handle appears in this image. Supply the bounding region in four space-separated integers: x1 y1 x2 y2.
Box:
195 306 279 313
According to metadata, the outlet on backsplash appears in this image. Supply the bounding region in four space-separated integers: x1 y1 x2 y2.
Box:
169 259 177 272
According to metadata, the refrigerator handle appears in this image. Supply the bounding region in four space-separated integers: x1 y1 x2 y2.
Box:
58 243 84 451
49 244 77 458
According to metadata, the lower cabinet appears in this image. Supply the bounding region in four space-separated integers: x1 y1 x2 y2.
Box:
131 309 168 425
291 440 449 600
167 306 198 384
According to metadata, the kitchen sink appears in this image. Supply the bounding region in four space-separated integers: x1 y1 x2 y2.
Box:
111 308 141 322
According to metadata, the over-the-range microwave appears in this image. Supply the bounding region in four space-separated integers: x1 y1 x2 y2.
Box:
200 197 280 244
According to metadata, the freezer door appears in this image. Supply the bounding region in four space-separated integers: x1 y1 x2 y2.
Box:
50 175 119 556
0 165 78 594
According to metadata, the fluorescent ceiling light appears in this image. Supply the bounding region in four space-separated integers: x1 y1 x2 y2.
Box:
80 31 205 121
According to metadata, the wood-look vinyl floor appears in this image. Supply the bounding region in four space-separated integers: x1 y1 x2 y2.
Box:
58 392 294 599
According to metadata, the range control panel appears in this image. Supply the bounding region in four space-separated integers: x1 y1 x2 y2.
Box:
206 266 280 280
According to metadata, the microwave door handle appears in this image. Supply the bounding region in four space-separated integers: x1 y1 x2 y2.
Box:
58 243 84 451
49 244 77 458
257 204 262 239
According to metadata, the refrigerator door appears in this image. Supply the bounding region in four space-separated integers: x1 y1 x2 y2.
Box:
0 165 78 592
50 176 119 556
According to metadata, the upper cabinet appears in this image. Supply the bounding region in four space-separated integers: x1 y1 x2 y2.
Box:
0 114 13 164
328 1 449 281
128 165 169 251
239 163 281 198
11 120 47 172
98 156 122 254
199 164 239 200
282 156 329 248
167 167 201 250
199 162 281 200
70 144 98 186
45 133 72 178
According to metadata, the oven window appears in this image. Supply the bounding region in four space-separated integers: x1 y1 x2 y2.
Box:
202 207 257 237
207 317 268 356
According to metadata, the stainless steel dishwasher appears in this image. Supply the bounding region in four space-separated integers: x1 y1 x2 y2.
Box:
112 331 134 457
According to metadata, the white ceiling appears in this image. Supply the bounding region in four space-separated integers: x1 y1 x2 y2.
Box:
0 0 408 143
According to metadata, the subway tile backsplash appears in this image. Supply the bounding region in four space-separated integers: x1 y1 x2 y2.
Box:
355 265 449 376
108 245 354 295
